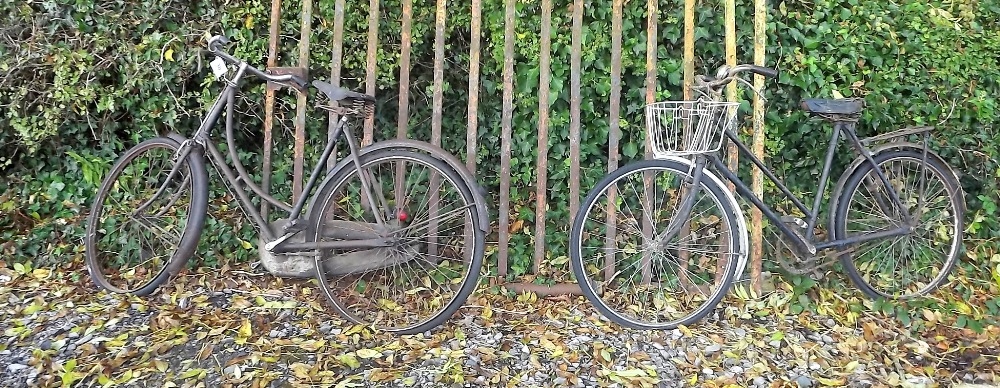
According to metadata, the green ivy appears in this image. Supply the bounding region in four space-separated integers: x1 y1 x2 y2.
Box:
2 0 998 282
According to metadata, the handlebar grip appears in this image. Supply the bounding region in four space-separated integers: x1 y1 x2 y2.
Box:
208 35 231 52
290 75 309 90
746 65 778 78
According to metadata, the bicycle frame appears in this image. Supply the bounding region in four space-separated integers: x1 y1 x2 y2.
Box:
694 120 914 255
156 60 392 254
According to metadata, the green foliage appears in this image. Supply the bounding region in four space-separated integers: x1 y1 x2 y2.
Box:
2 0 999 283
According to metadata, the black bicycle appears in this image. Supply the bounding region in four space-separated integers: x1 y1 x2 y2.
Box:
570 64 965 330
84 36 489 334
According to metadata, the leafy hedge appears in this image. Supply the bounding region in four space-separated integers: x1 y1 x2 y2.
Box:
2 0 998 282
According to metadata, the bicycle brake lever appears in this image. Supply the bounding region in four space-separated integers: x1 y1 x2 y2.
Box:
736 76 768 104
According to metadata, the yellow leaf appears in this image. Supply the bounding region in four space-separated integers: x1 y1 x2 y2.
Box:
240 239 252 250
153 359 168 373
290 363 311 379
32 268 51 279
481 304 493 320
22 303 42 315
600 349 612 362
238 319 252 338
179 368 204 379
338 354 361 369
356 349 381 359
615 369 648 378
817 377 846 386
165 48 174 62
245 15 254 29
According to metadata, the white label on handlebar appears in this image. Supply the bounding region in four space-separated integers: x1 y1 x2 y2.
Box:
211 57 228 80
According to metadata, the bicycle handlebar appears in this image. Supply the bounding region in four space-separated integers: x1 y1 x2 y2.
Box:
206 35 308 92
695 64 779 93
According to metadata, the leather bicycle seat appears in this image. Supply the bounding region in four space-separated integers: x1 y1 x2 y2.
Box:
801 98 864 115
312 80 375 103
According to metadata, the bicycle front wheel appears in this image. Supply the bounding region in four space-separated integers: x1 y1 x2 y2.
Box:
85 137 208 295
309 148 484 334
834 150 964 299
570 159 742 330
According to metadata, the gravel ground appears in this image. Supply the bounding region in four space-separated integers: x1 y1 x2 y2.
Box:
0 263 996 388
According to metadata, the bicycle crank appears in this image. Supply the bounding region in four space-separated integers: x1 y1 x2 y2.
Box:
773 217 852 280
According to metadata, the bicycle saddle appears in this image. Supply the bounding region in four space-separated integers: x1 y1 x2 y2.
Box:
312 80 376 103
800 98 864 115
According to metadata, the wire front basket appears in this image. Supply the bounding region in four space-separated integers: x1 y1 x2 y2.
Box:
645 100 740 158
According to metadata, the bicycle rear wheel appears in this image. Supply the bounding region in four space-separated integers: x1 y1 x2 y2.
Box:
309 148 484 334
834 150 964 299
85 137 208 295
570 159 742 330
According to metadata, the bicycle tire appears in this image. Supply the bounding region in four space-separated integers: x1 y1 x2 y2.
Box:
85 137 209 296
308 148 485 334
570 158 743 330
834 149 964 299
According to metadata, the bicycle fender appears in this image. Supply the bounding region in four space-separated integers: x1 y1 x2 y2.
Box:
827 142 964 238
357 140 492 233
661 156 751 281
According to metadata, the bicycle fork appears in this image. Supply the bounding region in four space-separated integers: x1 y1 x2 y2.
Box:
656 157 709 245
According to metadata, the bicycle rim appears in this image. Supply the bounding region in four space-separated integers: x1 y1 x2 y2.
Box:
837 152 963 298
85 138 206 295
312 150 482 334
571 160 739 329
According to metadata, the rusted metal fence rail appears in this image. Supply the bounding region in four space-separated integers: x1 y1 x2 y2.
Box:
261 0 769 294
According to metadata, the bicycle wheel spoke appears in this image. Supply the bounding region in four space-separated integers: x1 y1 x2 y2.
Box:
87 139 202 295
838 153 961 298
313 150 481 334
571 162 737 330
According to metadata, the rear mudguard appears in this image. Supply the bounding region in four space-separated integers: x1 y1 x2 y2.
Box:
307 139 491 233
826 141 964 239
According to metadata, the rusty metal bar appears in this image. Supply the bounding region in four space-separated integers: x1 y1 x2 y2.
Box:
721 0 738 282
533 0 552 274
464 0 483 262
569 0 583 226
328 0 346 171
641 0 658 284
505 282 584 297
724 0 738 177
261 0 281 220
498 0 515 277
466 0 482 174
683 0 694 101
396 0 413 241
398 0 412 139
751 0 767 294
363 0 379 145
293 0 313 201
428 0 447 258
604 0 623 282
